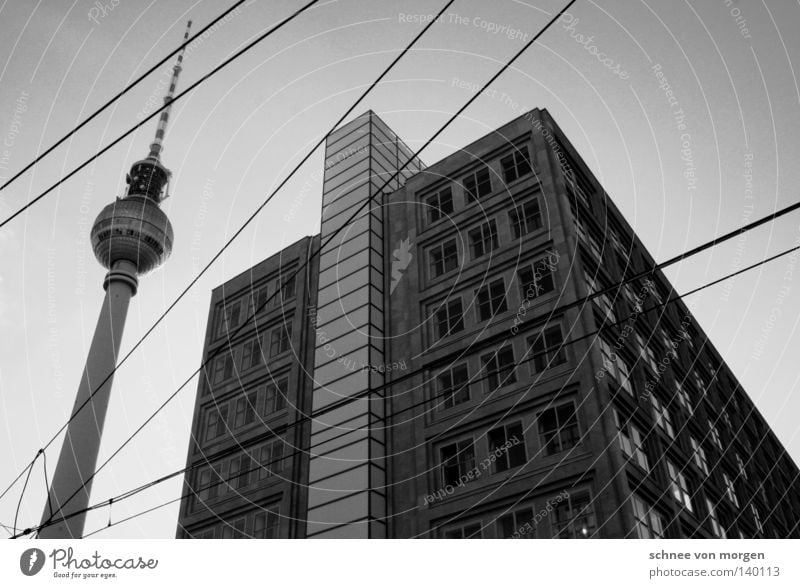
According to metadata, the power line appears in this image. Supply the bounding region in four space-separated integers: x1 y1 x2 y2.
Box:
17 238 800 539
34 0 460 532
0 0 320 229
0 1 248 194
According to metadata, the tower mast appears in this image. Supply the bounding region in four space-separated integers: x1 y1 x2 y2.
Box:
38 21 191 539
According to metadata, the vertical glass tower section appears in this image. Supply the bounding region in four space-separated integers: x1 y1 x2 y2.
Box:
306 111 422 537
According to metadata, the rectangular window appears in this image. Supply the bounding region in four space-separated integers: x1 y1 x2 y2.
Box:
615 411 649 471
223 517 247 539
599 338 633 395
529 325 566 372
476 278 507 321
278 274 296 303
253 506 281 539
258 440 284 480
443 523 482 539
501 146 533 183
539 403 580 456
440 439 476 487
213 350 236 385
708 420 723 450
635 333 659 374
233 390 258 429
248 284 270 317
429 239 459 278
497 507 536 538
263 378 288 416
690 437 709 476
487 422 526 472
482 346 517 392
434 298 464 340
509 199 542 238
631 495 664 539
553 492 596 538
468 219 499 259
585 271 616 322
436 364 470 409
675 382 693 414
751 504 763 535
667 460 693 512
706 498 726 538
216 300 242 337
269 323 292 357
651 395 675 439
723 473 740 508
517 257 555 301
425 187 454 223
204 404 229 442
463 167 492 201
240 336 265 371
736 454 748 481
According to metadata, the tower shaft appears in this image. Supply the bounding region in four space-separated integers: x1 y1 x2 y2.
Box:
38 262 138 538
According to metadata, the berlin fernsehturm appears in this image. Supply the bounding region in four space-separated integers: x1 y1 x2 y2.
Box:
37 22 191 539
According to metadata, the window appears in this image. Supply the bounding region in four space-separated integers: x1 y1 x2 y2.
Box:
259 439 284 480
263 378 288 416
227 454 252 492
222 517 247 539
529 325 566 372
436 364 470 409
539 403 580 456
425 187 454 223
509 199 542 238
196 528 215 539
241 336 265 370
635 333 659 374
751 504 763 535
429 239 459 278
482 346 517 392
631 495 664 539
468 219 499 259
615 411 649 471
706 498 726 538
487 422 526 472
667 460 693 512
599 338 632 395
440 439 476 487
585 272 616 322
476 278 507 321
736 454 748 481
463 167 492 201
690 437 709 476
253 506 281 539
204 404 229 441
443 523 482 538
576 223 603 260
497 507 536 538
723 473 740 508
234 390 258 429
196 467 220 503
674 382 693 414
651 395 675 439
623 284 644 314
517 257 555 301
278 274 296 303
269 323 292 357
213 350 236 385
708 420 723 450
553 492 596 538
248 284 270 316
434 298 464 340
500 146 533 183
216 300 242 337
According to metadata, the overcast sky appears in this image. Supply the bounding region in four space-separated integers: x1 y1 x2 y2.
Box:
1 0 799 538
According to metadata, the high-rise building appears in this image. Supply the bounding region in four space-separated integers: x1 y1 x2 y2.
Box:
177 108 800 539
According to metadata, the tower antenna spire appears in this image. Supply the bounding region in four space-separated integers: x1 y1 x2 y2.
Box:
148 19 192 161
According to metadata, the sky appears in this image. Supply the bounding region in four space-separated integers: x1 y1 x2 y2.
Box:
1 0 799 539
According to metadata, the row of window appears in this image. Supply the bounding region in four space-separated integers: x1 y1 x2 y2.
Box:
191 504 281 539
214 274 297 338
194 438 287 508
202 377 289 442
427 197 544 280
432 325 569 410
430 254 556 341
437 402 580 489
422 145 534 226
442 490 596 539
210 323 293 387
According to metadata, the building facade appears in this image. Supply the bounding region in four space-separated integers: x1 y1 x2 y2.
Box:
177 109 800 539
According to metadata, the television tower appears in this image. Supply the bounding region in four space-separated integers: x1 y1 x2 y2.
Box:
38 21 191 539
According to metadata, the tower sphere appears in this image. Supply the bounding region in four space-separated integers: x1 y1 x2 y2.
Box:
91 194 174 275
